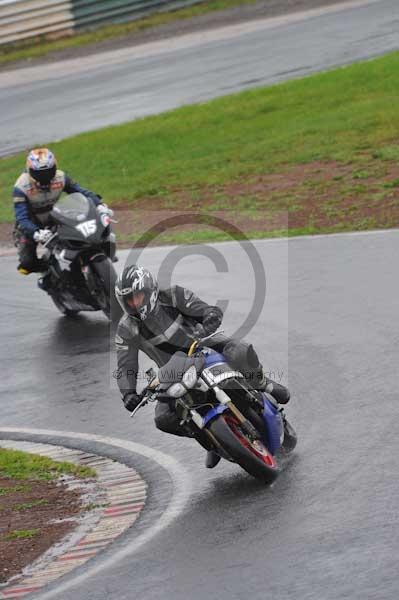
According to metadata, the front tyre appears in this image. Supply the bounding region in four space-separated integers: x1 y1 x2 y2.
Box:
90 257 122 322
281 416 297 453
51 295 80 318
208 413 280 484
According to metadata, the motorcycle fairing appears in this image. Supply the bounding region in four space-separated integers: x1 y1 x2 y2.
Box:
204 352 226 368
50 193 107 245
261 393 284 455
202 403 228 427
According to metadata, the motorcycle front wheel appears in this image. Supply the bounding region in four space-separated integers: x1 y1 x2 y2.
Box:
50 295 80 318
90 257 122 323
208 413 280 484
281 416 297 453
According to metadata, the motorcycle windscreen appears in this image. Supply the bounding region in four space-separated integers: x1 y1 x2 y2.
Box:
51 192 91 225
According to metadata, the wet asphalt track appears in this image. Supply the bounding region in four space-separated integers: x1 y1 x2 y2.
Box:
2 0 399 597
0 0 398 156
2 231 399 599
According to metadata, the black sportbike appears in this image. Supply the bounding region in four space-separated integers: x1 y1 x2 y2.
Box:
37 192 122 321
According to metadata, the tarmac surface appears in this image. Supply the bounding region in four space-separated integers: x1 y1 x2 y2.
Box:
2 231 399 599
1 1 399 597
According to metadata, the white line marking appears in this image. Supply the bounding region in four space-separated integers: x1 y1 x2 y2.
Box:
255 227 399 244
0 427 191 599
2 227 399 263
2 226 399 262
114 227 399 260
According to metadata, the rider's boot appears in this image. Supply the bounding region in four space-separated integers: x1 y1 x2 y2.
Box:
17 265 31 275
255 368 290 405
205 450 221 469
17 259 46 275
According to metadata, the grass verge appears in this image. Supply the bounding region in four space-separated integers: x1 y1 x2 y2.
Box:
0 448 96 480
1 51 399 242
0 0 259 67
0 448 94 584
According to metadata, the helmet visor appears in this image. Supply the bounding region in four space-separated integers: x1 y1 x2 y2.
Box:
117 290 145 317
29 165 56 186
126 292 145 312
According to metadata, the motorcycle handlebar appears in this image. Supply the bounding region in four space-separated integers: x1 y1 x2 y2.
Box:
193 324 206 338
129 395 150 418
41 231 58 248
193 326 224 343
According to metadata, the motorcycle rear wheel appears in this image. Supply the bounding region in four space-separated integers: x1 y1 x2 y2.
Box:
208 413 280 484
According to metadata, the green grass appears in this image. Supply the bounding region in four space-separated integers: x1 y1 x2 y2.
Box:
14 499 50 511
1 51 399 239
0 448 96 481
382 178 399 188
0 484 31 496
123 227 328 245
6 529 40 540
0 0 259 66
0 499 49 511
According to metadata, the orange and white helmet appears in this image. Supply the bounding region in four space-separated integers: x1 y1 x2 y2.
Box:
26 148 57 187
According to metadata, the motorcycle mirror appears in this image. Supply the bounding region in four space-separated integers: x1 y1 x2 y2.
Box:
42 232 58 248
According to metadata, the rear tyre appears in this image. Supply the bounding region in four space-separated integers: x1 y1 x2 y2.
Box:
208 413 280 484
90 257 122 323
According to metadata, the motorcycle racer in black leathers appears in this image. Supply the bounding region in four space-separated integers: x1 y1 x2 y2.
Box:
115 265 290 468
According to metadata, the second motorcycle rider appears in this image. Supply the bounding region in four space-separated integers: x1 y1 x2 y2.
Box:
13 147 113 275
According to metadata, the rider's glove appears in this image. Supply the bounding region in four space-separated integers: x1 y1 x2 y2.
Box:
122 392 142 412
97 203 114 217
202 309 222 335
33 229 52 244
